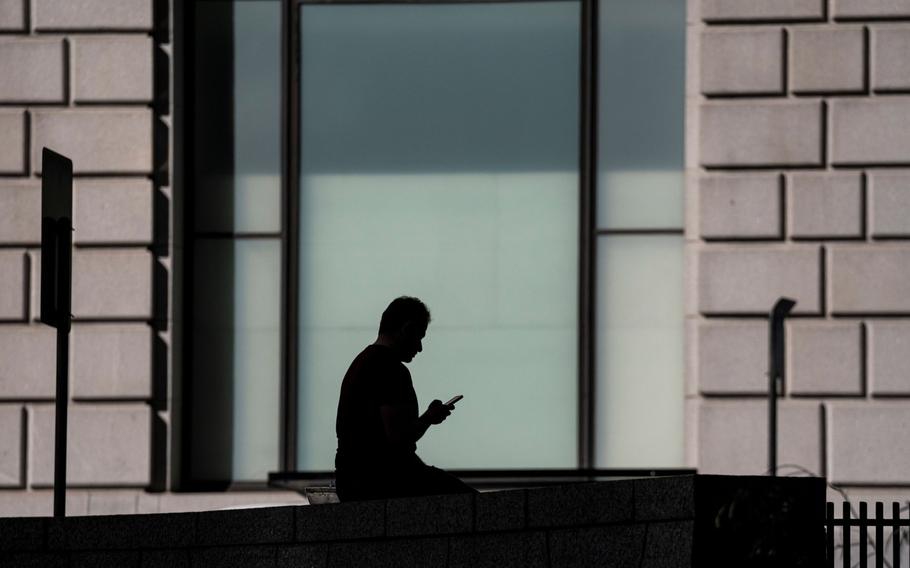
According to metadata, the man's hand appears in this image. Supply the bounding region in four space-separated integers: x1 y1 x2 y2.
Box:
412 399 453 441
423 399 452 425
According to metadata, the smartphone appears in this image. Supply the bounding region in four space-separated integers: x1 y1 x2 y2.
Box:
444 395 463 406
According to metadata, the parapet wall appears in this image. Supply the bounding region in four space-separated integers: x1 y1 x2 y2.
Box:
0 475 825 567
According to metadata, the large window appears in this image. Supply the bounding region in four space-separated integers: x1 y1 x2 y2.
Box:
184 0 684 484
295 3 580 471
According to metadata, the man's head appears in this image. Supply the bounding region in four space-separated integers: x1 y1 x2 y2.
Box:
378 296 431 362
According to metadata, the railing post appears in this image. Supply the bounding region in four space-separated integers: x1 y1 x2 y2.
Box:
876 502 884 568
768 297 796 476
844 502 852 568
861 501 868 568
827 502 835 568
892 502 900 568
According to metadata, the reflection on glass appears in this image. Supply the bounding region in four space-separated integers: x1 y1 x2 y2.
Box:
297 3 580 470
595 236 683 467
597 0 685 229
192 239 281 481
194 0 281 233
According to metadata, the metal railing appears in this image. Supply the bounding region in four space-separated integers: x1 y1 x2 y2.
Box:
827 501 910 568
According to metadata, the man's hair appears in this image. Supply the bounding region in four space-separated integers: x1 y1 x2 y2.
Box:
379 296 431 334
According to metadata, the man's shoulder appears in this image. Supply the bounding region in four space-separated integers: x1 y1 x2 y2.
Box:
345 345 405 380
353 344 391 369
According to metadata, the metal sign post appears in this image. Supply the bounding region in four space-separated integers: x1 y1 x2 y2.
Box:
768 297 796 477
40 148 73 518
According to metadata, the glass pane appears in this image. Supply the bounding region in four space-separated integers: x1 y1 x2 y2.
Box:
194 0 281 233
297 3 580 470
191 238 281 481
597 0 685 229
595 236 684 467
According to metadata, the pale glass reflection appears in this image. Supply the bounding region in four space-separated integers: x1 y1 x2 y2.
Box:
192 239 281 481
597 0 685 229
233 174 281 232
599 171 684 229
231 239 281 479
297 173 578 470
232 2 281 232
596 236 684 467
194 0 281 233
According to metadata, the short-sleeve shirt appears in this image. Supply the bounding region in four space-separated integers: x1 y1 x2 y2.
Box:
335 344 419 469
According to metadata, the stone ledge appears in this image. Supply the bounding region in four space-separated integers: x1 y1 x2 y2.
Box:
47 511 195 550
475 488 525 532
0 476 826 567
0 517 45 551
297 499 384 542
634 476 696 520
197 507 294 546
387 493 473 536
527 480 634 528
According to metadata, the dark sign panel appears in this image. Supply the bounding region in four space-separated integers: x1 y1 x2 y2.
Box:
40 148 73 329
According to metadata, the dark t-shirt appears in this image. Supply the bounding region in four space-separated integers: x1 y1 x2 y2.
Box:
335 344 419 471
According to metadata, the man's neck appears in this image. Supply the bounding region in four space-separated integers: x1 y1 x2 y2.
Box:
374 334 395 349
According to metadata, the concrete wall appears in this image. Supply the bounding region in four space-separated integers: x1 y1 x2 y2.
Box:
0 477 828 567
688 0 910 496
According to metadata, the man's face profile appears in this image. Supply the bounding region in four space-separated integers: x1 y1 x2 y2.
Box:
398 321 426 363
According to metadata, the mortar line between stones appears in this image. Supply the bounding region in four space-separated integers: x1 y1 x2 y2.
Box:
861 171 869 242
22 251 31 324
863 25 871 95
820 401 828 479
860 321 868 400
637 522 649 568
19 405 27 489
23 110 31 177
782 27 789 96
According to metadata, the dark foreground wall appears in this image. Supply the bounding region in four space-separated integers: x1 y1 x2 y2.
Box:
0 475 825 568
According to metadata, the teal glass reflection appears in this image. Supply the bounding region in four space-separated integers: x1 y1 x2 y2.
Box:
192 238 281 481
297 3 580 470
595 236 684 467
597 0 685 229
194 0 281 233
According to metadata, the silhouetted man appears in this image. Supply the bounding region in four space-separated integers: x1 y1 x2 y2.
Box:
334 296 475 501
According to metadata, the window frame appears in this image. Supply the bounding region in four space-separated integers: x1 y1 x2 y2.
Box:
278 0 597 473
181 0 692 487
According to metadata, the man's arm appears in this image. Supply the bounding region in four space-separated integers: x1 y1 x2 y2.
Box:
380 400 451 448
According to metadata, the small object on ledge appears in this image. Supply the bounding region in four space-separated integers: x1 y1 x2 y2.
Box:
305 485 340 505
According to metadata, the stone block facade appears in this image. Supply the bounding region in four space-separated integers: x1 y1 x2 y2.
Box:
690 0 910 488
0 0 302 516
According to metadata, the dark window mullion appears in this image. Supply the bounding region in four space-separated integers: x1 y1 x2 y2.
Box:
295 0 579 4
596 228 685 236
280 0 302 473
578 0 597 470
194 232 284 239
